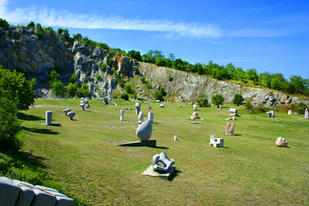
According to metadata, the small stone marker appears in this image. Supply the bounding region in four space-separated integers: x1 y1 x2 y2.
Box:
142 152 175 178
148 112 154 122
103 97 109 105
45 111 52 125
209 135 224 148
305 108 309 119
120 108 124 121
148 106 152 111
190 112 200 120
288 110 293 115
219 104 222 109
135 102 141 115
80 99 85 111
193 104 197 111
266 111 275 118
138 111 144 124
225 123 234 135
174 135 179 141
67 112 75 120
276 137 288 147
63 108 71 116
160 104 164 108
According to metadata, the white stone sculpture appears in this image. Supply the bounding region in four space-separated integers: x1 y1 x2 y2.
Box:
148 112 154 122
160 104 164 108
190 112 200 120
120 109 124 121
193 104 197 111
80 99 85 111
173 135 179 141
138 111 144 124
305 108 309 119
276 137 288 147
136 120 152 141
152 152 175 172
288 110 293 115
209 135 224 147
135 102 141 115
225 123 234 136
266 111 275 118
45 111 52 125
67 112 75 120
63 108 71 116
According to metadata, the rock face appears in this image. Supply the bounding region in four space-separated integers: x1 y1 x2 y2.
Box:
1 26 308 107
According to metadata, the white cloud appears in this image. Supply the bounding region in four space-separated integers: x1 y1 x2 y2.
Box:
0 0 222 39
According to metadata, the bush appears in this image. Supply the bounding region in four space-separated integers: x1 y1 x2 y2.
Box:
69 73 77 83
196 94 209 107
233 94 244 106
127 50 142 61
121 93 129 100
107 56 114 66
0 18 9 28
52 80 65 96
168 74 173 81
245 101 254 112
125 84 134 94
96 74 102 81
66 83 78 97
0 68 34 110
101 63 107 72
211 94 224 108
154 88 166 101
73 33 82 41
140 77 146 84
79 83 90 98
49 70 58 87
0 98 22 153
295 103 307 114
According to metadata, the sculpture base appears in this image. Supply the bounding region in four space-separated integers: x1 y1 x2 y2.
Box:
119 140 156 147
43 123 61 126
142 165 175 178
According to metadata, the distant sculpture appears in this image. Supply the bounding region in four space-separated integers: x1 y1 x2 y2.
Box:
225 123 234 135
120 108 124 121
136 120 152 141
160 104 164 108
80 99 85 111
288 110 293 115
173 135 179 141
190 112 200 120
276 137 288 147
103 97 109 105
193 104 197 111
148 112 154 122
209 135 224 148
85 97 89 108
135 102 141 115
45 111 52 125
63 108 71 116
152 152 175 172
138 111 144 124
305 108 309 119
148 106 152 111
67 112 75 120
266 111 275 118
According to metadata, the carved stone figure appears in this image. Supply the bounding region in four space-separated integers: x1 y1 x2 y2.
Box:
209 135 224 147
136 120 152 141
152 152 175 172
276 137 288 147
190 112 200 120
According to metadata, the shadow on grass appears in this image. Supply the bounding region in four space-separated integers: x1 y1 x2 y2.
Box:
148 146 169 149
13 151 47 169
21 126 59 135
168 169 182 181
234 134 242 136
17 112 44 121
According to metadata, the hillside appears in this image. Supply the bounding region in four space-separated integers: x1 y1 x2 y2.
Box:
0 24 308 107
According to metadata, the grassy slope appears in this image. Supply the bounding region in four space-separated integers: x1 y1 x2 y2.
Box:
18 99 309 205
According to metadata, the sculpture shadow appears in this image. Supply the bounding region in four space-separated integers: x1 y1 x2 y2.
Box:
234 134 242 136
21 126 59 135
167 169 182 181
17 112 44 121
148 145 169 149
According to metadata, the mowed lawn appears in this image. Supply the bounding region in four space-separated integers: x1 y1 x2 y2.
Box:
19 99 309 205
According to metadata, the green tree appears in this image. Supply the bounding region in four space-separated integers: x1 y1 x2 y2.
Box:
62 29 70 40
196 94 209 107
67 83 78 97
49 70 58 87
79 83 90 98
127 50 142 61
0 68 34 110
27 21 35 28
69 73 77 83
233 94 244 106
52 80 65 96
124 84 134 94
290 75 306 94
259 73 271 88
0 97 22 153
211 94 224 108
121 93 129 100
73 34 82 41
0 18 9 28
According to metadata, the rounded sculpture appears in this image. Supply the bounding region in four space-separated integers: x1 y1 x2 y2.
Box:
135 102 141 108
136 120 152 141
276 137 288 147
190 112 200 120
67 111 75 120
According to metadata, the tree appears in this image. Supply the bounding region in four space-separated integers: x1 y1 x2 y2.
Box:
62 29 70 40
196 94 209 107
127 50 142 61
120 93 129 100
52 80 65 96
0 68 34 110
0 97 22 153
27 21 35 28
211 94 224 108
124 84 134 94
67 83 78 97
79 83 90 98
290 75 305 94
73 33 82 41
233 94 244 106
0 18 9 28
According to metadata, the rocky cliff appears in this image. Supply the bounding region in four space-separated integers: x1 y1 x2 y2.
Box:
0 26 308 107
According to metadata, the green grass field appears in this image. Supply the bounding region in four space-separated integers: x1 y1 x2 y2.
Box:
16 99 309 205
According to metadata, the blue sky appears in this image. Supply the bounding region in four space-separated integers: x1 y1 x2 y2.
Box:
1 0 309 78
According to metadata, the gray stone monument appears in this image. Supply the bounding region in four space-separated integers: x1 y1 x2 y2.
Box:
160 103 164 108
135 102 141 115
103 97 109 105
225 123 234 135
67 112 75 120
267 111 275 118
45 111 52 125
193 104 197 111
305 108 309 119
190 112 200 120
120 108 124 121
138 111 144 123
63 108 71 116
85 97 89 108
80 99 85 111
136 120 152 141
148 106 152 111
148 112 154 122
142 152 175 178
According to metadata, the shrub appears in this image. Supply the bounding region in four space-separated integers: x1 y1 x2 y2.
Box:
154 92 163 101
211 94 224 108
79 83 90 98
73 33 82 41
0 69 34 110
49 70 58 87
52 80 65 96
89 77 94 82
67 83 78 97
0 18 9 28
196 94 209 107
233 94 244 106
134 67 140 75
127 50 142 61
140 77 146 84
96 74 102 81
115 73 125 88
245 101 254 112
125 84 134 94
69 73 77 83
35 31 44 39
101 63 107 72
121 93 129 100
107 56 114 66
0 98 22 153
295 103 307 114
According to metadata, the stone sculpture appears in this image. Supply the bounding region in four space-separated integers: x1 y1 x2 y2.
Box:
160 104 164 108
103 97 109 105
120 108 124 121
148 112 154 122
266 111 275 118
193 104 197 111
136 120 152 141
288 110 293 115
148 106 152 111
67 112 75 120
80 99 85 111
0 177 74 206
276 137 288 147
152 152 175 172
135 102 141 115
305 108 309 119
45 111 52 125
173 135 179 141
209 135 224 147
63 108 71 116
138 111 144 124
225 123 234 135
190 112 200 120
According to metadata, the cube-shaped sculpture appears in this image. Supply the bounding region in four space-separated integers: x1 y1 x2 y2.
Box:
209 135 224 147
